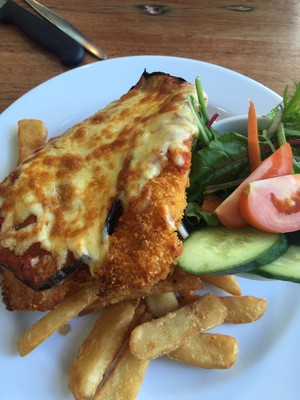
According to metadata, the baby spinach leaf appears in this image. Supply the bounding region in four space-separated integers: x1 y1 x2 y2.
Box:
188 132 250 201
184 202 220 228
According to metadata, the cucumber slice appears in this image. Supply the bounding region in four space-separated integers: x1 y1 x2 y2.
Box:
286 230 300 245
254 245 300 283
177 226 288 275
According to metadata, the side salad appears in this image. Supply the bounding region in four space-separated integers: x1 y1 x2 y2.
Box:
178 79 300 283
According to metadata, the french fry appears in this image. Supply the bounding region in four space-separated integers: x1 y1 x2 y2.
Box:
81 268 203 315
167 267 203 292
169 332 238 369
17 284 98 357
178 294 267 324
69 301 137 400
145 292 178 317
128 303 147 330
201 275 242 296
129 293 228 361
17 119 47 164
178 289 196 299
93 306 151 400
178 294 201 307
220 296 268 324
94 344 149 400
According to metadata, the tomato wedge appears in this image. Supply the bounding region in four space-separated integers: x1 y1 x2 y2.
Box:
214 142 293 228
239 174 300 233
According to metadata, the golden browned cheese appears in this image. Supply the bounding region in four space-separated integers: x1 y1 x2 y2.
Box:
0 71 198 293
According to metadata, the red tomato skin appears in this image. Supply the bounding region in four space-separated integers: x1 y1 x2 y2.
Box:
214 143 293 229
239 174 300 233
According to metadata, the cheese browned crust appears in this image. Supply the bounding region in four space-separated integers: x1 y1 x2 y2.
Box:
0 71 198 295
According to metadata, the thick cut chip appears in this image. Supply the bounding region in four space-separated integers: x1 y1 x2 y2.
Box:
201 275 242 296
0 72 198 291
81 268 203 315
169 332 238 369
17 119 48 164
93 344 149 400
93 305 150 400
69 301 136 399
129 293 228 361
179 294 267 324
17 283 99 356
220 295 268 323
145 292 179 317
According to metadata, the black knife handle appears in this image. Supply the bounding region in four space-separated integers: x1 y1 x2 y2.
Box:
0 0 84 67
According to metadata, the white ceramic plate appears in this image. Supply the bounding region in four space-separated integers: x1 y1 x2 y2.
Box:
0 56 299 400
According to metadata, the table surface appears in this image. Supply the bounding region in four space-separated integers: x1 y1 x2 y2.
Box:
1 0 300 113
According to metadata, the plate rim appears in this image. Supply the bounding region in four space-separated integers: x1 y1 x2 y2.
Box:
0 55 298 400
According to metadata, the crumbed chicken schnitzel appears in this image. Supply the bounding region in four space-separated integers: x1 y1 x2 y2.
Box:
0 71 198 310
1 266 92 311
98 161 192 296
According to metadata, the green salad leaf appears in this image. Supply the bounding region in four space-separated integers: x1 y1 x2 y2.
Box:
185 202 220 227
185 79 300 230
188 131 249 201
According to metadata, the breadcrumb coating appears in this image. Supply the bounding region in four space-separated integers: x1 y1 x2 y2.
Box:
1 266 91 311
98 161 191 296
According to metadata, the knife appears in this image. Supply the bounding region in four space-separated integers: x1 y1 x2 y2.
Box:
25 0 107 60
0 0 84 66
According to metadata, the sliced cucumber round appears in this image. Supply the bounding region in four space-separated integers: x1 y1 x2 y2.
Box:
177 226 288 275
286 230 300 245
254 245 300 283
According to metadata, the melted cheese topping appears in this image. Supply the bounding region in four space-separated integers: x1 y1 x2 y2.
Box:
0 74 198 274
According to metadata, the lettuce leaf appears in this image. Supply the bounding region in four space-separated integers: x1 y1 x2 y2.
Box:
186 79 300 228
282 82 300 137
188 131 250 201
